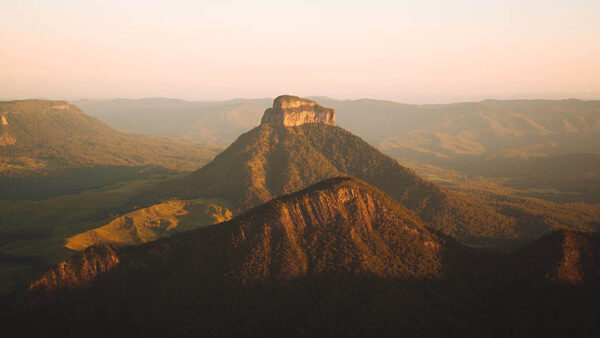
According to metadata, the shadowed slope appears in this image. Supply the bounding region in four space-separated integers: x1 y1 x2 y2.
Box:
506 230 600 285
14 178 485 337
13 178 600 337
26 177 446 298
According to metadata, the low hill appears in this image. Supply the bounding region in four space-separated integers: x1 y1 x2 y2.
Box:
65 199 232 251
0 100 220 177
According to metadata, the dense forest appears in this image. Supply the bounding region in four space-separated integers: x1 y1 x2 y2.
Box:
6 179 600 337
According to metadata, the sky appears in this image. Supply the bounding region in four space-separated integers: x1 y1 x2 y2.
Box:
1 0 599 103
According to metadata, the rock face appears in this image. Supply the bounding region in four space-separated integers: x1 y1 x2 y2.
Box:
261 95 335 127
0 115 15 146
509 230 600 285
26 245 120 296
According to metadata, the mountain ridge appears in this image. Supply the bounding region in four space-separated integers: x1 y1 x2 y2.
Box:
24 177 447 299
0 99 219 177
12 178 600 337
177 111 595 247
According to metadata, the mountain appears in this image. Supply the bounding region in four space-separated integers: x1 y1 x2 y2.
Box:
76 97 600 158
319 98 600 203
476 229 600 337
28 178 447 293
175 95 598 248
14 178 477 337
314 98 600 157
506 230 600 285
75 97 600 203
10 178 600 337
0 100 222 200
0 100 220 176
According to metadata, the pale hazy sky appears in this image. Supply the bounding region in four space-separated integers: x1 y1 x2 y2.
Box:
1 0 599 103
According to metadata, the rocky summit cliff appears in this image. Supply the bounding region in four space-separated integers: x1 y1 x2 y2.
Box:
261 95 335 127
507 230 600 285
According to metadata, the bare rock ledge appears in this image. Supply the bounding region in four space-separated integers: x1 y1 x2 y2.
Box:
261 95 335 127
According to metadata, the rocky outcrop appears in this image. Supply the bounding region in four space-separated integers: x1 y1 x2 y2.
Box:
261 95 335 127
27 245 120 295
508 230 600 285
49 104 71 110
1 115 7 125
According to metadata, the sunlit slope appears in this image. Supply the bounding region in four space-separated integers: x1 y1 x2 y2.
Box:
0 176 174 294
0 99 219 176
178 123 598 247
66 199 231 250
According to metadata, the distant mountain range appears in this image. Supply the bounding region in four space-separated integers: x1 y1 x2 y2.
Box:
59 96 600 255
74 97 600 159
73 98 272 145
4 96 600 337
0 100 221 199
0 100 219 176
73 97 600 203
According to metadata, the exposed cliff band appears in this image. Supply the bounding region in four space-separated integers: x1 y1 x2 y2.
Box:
261 95 335 127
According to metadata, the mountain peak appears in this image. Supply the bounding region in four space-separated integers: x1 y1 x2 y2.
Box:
510 230 600 285
24 177 441 301
261 95 335 127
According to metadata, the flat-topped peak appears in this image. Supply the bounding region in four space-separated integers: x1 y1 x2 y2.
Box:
261 95 335 127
